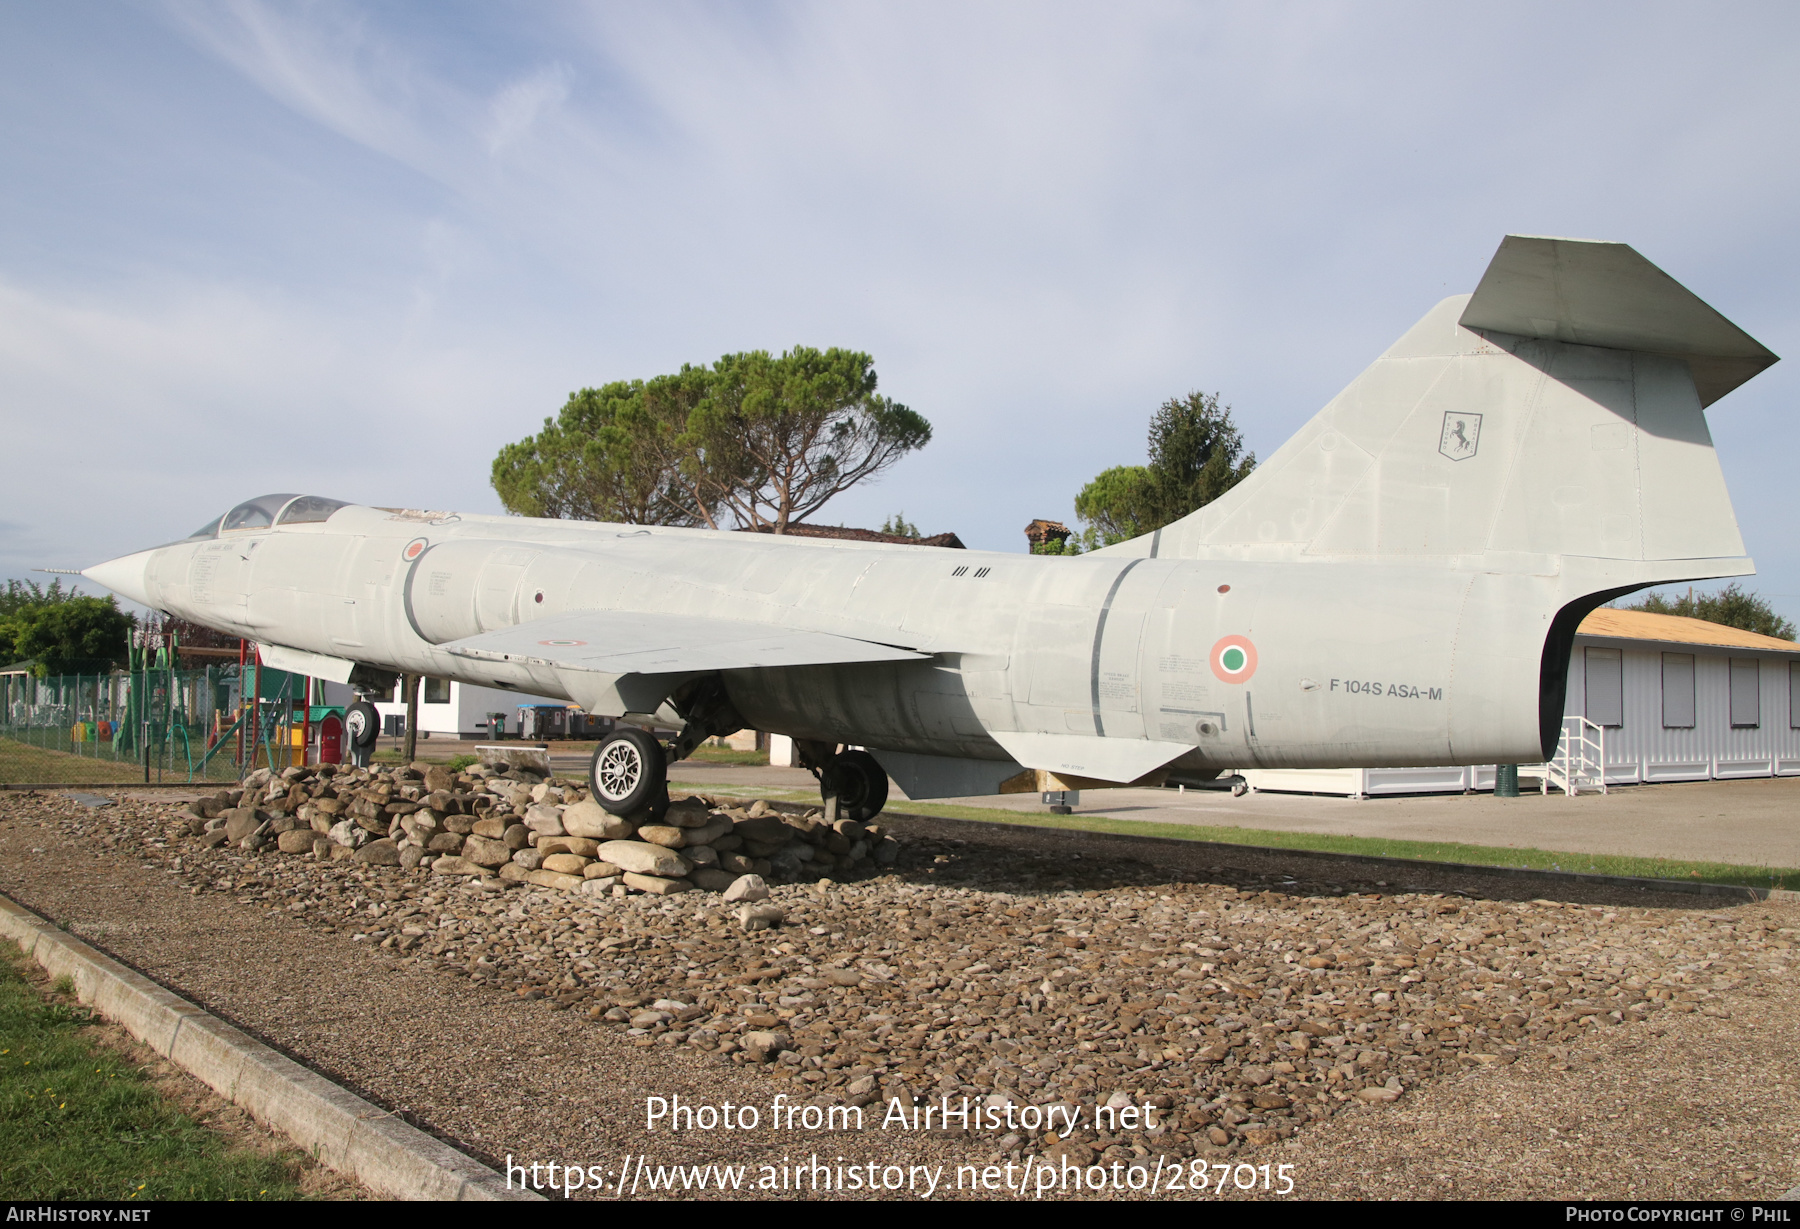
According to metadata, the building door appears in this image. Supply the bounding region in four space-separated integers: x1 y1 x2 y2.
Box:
318 713 343 764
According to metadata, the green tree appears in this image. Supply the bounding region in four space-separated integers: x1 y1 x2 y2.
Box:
1073 465 1159 546
0 579 71 665
492 347 929 533
1626 584 1796 640
491 376 718 526
1072 391 1255 547
686 347 931 532
0 581 133 675
881 512 920 538
0 578 68 621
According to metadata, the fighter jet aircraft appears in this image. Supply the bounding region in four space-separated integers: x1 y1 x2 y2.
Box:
82 236 1777 823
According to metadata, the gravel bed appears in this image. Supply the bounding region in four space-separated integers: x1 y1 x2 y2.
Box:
0 788 1794 1200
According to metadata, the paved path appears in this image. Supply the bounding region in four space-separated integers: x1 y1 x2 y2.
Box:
553 759 1800 870
497 747 1800 870
941 775 1800 869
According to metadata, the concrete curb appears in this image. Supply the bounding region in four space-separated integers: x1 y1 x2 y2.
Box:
890 810 1800 905
0 893 537 1201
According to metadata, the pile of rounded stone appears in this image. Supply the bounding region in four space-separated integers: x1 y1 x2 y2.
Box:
180 761 901 898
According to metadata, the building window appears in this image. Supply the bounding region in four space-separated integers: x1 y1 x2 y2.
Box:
1729 658 1760 728
424 677 451 705
1584 647 1623 728
1661 653 1695 729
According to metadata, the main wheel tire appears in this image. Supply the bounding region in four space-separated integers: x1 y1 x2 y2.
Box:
589 727 666 816
345 701 380 749
822 749 888 823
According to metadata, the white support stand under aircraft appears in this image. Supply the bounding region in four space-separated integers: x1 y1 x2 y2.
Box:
83 236 1778 824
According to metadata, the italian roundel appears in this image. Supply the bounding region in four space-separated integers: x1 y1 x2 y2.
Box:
402 538 429 562
1210 635 1257 683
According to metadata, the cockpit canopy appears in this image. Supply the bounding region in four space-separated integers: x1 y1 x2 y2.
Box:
189 495 352 538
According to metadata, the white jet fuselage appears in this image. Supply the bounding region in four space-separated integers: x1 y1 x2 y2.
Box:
84 236 1776 794
122 506 1548 774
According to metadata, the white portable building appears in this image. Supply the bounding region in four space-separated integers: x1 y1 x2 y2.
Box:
1562 608 1800 785
370 677 568 740
1238 608 1800 796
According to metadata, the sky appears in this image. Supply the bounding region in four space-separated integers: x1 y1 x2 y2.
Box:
3 1 1798 621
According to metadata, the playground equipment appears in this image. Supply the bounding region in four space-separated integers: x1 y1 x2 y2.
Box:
0 632 348 784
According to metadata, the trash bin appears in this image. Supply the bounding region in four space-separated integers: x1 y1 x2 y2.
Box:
1495 764 1519 797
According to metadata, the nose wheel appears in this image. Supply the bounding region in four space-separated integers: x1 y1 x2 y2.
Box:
344 700 380 768
589 727 669 819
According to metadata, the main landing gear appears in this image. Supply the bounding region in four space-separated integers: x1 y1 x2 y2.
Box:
817 749 888 823
589 677 739 821
587 726 893 825
583 675 892 825
793 740 888 823
588 726 668 818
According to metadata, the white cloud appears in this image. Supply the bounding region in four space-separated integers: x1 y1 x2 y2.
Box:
163 0 446 174
484 62 573 157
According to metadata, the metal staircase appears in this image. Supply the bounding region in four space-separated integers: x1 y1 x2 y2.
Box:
1542 715 1608 796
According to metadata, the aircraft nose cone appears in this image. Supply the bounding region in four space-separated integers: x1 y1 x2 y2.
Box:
82 549 156 607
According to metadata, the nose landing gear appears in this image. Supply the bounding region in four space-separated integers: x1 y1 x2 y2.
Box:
344 700 380 768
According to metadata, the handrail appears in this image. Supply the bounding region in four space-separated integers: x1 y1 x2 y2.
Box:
1543 715 1607 796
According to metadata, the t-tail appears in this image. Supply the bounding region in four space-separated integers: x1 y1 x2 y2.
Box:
1100 235 1778 758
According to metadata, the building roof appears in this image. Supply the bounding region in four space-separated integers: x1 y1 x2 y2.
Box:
1578 608 1800 654
736 524 965 549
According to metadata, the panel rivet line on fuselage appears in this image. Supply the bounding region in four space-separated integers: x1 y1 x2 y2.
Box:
1089 558 1145 738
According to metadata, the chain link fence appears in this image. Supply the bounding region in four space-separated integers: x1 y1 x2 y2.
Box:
0 663 310 786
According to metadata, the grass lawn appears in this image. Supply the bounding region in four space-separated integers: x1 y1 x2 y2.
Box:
0 943 307 1200
879 800 1800 892
670 781 813 802
684 746 772 765
670 781 1798 892
0 738 150 785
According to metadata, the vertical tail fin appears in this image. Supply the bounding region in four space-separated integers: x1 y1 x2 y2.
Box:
1125 236 1774 594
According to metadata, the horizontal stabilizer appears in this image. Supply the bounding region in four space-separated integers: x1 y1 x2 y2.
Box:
986 731 1191 785
440 610 929 675
1460 235 1778 406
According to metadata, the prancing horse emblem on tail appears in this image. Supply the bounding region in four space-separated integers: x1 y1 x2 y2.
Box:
1439 411 1481 461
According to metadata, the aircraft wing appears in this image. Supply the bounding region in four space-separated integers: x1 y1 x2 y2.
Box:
438 610 930 675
